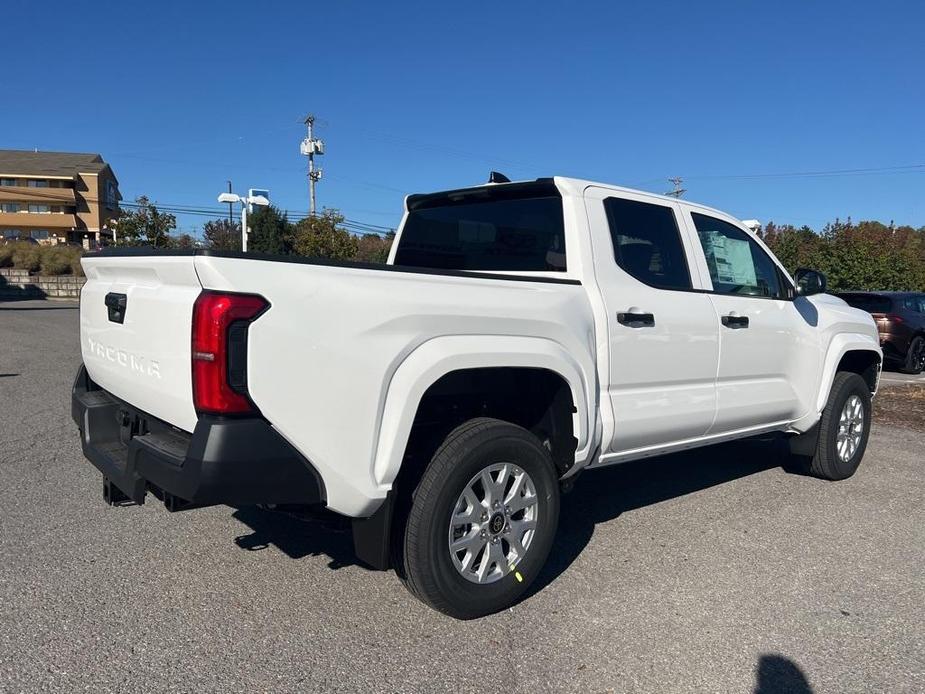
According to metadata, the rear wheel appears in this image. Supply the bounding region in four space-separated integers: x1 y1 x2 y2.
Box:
402 417 559 619
899 336 925 375
808 372 872 480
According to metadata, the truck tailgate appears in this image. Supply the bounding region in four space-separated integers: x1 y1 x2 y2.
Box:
79 255 202 433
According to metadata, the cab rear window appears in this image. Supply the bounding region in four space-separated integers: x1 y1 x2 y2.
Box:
394 190 566 272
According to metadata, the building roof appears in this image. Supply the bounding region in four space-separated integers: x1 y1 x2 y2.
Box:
0 149 113 178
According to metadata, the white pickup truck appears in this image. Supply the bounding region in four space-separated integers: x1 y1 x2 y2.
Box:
73 176 881 618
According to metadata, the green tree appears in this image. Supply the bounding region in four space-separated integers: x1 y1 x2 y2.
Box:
818 219 919 291
203 218 242 251
761 222 821 273
247 205 291 255
763 218 925 292
113 196 176 248
354 231 395 264
290 208 358 260
171 233 198 249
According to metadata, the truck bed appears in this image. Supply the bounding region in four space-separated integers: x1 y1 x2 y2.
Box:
80 249 597 515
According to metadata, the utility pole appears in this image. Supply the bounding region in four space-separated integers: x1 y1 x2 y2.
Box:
300 114 325 215
226 180 233 224
665 177 686 198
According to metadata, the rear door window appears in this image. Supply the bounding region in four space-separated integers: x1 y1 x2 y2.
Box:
602 197 691 290
394 190 565 271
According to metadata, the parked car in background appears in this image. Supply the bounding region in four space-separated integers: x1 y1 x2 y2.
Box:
838 292 925 374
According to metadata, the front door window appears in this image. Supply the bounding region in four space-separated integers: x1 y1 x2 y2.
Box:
691 213 784 299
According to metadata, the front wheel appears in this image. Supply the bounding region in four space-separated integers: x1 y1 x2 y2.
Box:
808 372 872 480
402 418 560 619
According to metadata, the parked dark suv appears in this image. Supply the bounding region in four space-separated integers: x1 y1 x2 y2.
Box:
838 292 925 374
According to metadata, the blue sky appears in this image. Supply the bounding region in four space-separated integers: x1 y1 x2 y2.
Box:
3 0 923 235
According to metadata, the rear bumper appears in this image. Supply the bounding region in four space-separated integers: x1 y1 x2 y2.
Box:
71 365 325 508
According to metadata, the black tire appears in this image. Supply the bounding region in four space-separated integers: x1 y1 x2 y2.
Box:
402 417 559 619
808 372 872 480
899 336 925 375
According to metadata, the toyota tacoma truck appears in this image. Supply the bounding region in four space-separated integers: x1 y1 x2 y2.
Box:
72 175 882 618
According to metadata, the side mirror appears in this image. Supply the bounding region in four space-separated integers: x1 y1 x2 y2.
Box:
794 268 827 296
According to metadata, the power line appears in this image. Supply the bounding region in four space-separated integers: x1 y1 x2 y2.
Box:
687 162 925 181
665 177 686 198
1 189 396 235
630 163 925 188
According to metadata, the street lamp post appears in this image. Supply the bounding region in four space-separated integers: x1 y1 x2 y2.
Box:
216 190 270 252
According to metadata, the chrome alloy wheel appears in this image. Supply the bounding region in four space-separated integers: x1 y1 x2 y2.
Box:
448 462 539 584
836 394 865 463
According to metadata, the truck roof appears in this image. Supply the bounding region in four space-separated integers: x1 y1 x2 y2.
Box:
408 176 752 227
554 176 750 223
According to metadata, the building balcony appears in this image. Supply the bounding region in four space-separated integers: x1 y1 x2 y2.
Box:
0 211 79 229
0 185 76 204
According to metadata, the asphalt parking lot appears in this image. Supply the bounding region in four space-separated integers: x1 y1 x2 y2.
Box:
879 370 925 386
1 299 923 694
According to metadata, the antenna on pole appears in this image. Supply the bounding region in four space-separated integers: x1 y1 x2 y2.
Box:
300 114 325 215
665 176 686 198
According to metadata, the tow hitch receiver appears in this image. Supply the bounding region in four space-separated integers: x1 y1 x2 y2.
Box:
103 477 132 506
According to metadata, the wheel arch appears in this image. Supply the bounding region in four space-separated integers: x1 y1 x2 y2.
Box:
815 335 882 414
372 335 594 492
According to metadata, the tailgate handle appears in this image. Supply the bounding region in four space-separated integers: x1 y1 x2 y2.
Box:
105 292 128 324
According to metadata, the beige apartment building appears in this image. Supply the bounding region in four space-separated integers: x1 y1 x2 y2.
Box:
0 149 121 247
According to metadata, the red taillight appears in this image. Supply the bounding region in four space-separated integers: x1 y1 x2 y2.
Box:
885 314 904 325
191 291 268 415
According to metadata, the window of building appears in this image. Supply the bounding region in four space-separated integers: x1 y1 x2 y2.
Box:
105 179 117 209
603 197 692 290
0 178 16 187
2 229 21 239
691 213 784 299
27 204 51 213
1 203 20 213
30 229 49 240
27 179 50 188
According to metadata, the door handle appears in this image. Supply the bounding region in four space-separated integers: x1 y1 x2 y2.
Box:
721 314 749 329
617 311 655 328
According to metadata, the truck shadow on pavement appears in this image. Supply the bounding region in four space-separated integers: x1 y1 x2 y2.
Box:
230 436 795 579
231 505 357 569
526 436 791 598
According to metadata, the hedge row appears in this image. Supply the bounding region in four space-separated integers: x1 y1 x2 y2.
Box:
0 242 85 277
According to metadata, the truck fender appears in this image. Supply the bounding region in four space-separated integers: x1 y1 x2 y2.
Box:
814 333 882 414
371 335 594 490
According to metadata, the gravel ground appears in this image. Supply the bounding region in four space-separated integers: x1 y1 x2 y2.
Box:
1 300 923 693
874 383 925 431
